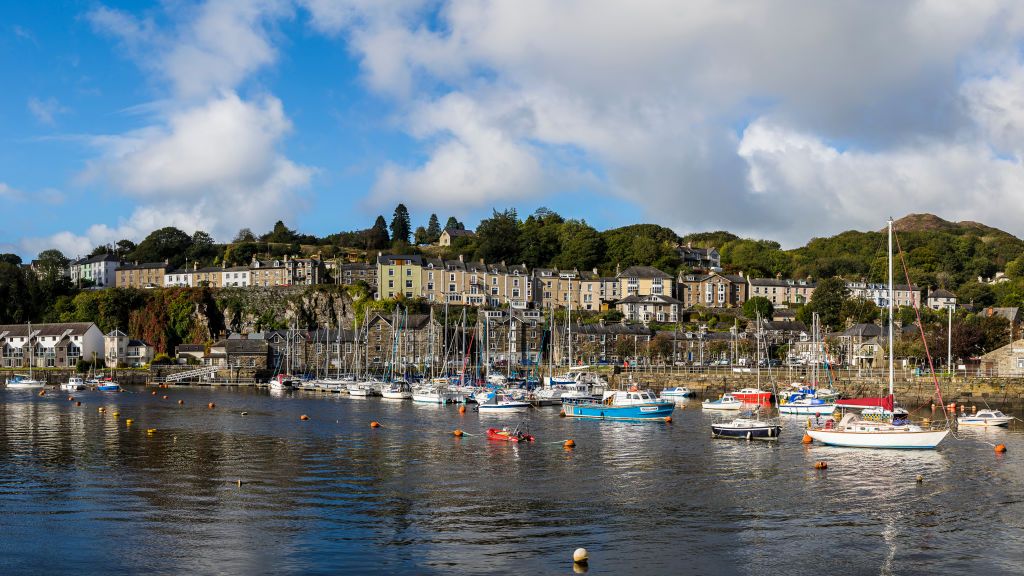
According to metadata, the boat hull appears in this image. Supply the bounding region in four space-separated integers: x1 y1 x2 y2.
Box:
478 403 531 413
381 391 412 400
711 424 782 440
779 403 837 415
957 417 1012 427
702 401 742 411
562 402 674 421
732 392 772 403
806 428 949 449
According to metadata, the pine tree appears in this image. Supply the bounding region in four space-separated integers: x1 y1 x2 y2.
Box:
367 215 390 249
426 213 441 242
444 216 464 231
390 204 411 244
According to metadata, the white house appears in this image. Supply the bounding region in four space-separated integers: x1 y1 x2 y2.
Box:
104 329 154 367
927 289 957 310
221 266 251 287
164 269 194 287
0 322 104 368
70 253 120 288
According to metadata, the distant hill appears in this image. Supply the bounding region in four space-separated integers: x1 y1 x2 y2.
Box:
888 213 1020 241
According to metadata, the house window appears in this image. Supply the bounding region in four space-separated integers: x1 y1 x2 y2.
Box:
388 269 394 276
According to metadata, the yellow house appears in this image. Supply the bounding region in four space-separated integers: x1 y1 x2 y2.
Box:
377 254 423 299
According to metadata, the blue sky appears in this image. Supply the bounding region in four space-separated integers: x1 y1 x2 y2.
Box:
4 1 1024 259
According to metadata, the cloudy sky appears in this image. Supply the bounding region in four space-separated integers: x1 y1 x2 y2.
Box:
4 0 1024 259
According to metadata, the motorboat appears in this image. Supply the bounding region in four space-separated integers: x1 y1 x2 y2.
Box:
381 380 413 400
702 393 743 411
660 386 693 398
477 392 531 413
5 374 45 389
531 386 564 406
61 376 86 391
957 409 1013 427
711 410 782 440
806 413 949 449
778 394 837 415
561 388 674 421
88 377 121 392
731 388 772 403
412 385 461 404
347 381 379 397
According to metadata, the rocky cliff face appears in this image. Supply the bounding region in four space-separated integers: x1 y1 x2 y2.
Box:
215 286 356 335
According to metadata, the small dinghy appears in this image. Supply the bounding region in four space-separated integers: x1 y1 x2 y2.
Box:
486 423 535 443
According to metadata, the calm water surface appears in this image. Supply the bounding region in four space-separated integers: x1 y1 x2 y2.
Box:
0 387 1022 575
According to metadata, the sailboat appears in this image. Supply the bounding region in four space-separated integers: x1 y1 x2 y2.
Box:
6 322 44 389
806 219 949 449
711 316 782 439
779 313 837 415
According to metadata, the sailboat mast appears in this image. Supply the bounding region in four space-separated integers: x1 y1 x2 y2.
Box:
888 217 894 397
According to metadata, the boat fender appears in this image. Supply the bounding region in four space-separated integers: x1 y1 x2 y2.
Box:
665 416 672 424
802 434 812 444
746 431 752 440
459 405 466 414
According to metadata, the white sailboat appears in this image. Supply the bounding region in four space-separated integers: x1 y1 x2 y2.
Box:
807 219 949 449
6 322 44 389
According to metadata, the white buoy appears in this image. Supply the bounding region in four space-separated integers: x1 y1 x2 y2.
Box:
573 548 589 564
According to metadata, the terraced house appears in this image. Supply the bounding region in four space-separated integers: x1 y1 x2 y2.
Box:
377 254 424 299
747 277 816 306
678 271 749 308
0 323 104 368
116 261 169 288
70 253 119 288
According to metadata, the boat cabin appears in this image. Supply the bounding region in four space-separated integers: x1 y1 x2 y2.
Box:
601 389 659 405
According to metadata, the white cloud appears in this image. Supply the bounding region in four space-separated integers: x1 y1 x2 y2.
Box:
27 1 314 253
313 0 1024 243
27 97 68 125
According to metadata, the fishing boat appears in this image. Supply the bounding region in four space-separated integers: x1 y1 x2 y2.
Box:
61 376 86 391
660 386 693 398
702 393 743 411
486 424 535 442
731 388 772 403
562 388 674 421
778 394 837 415
94 378 122 392
957 409 1013 427
477 391 531 413
711 409 782 440
381 380 413 400
5 374 44 389
806 218 949 450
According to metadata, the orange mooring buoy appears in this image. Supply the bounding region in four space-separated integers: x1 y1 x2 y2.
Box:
67 396 74 401
559 410 566 418
564 439 576 448
802 434 813 444
76 401 81 406
814 461 828 470
208 402 215 409
453 429 464 437
38 390 45 396
370 421 381 428
300 414 310 421
162 395 168 400
665 416 673 423
458 405 466 414
151 391 157 396
177 399 184 405
995 444 1007 454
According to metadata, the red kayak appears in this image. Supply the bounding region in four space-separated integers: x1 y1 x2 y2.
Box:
486 427 535 443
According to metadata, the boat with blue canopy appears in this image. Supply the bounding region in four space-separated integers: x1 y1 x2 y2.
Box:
562 388 674 421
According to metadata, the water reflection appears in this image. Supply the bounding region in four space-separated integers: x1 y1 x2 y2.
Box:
0 388 1021 575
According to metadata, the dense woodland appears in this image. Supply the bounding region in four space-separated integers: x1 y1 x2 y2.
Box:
2 210 1024 361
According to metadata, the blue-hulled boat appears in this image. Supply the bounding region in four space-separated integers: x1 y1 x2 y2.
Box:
562 389 674 421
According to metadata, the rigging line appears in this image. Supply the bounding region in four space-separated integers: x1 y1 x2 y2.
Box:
893 229 949 426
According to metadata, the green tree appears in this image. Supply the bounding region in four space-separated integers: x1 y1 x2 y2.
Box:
130 227 192 268
518 210 563 268
233 228 256 243
0 254 22 266
475 208 521 263
366 216 390 249
803 277 848 330
742 296 774 320
426 214 442 242
843 297 879 324
554 220 604 270
956 282 995 307
390 204 411 244
186 230 217 264
413 226 429 245
114 239 136 259
264 221 297 243
444 216 464 231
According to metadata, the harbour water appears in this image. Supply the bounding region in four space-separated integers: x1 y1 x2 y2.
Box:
0 387 1022 575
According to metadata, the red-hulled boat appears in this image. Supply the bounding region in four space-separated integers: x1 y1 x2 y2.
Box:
486 427 535 443
731 388 773 403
